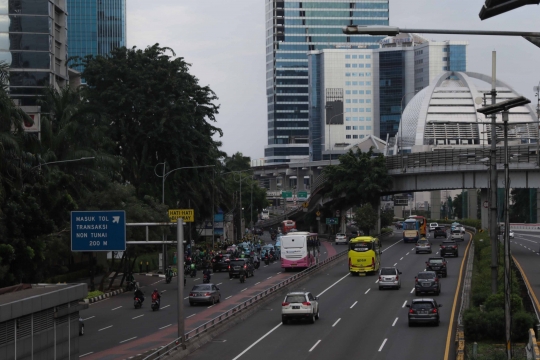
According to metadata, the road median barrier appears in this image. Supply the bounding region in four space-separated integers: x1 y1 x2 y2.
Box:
84 288 124 304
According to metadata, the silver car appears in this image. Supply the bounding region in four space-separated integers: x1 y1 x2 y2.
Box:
378 267 402 290
189 284 221 306
335 233 347 245
281 291 319 324
415 239 432 254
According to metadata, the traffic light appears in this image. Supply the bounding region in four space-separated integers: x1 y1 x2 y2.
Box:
479 0 540 20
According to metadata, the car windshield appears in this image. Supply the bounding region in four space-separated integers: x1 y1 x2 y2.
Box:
452 230 461 233
417 273 435 279
403 221 417 230
192 285 212 291
336 233 345 236
285 295 306 303
429 259 444 264
412 302 434 310
230 261 245 266
349 242 372 252
430 223 438 226
380 268 396 275
417 240 428 245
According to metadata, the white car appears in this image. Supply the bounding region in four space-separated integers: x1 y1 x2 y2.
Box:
429 223 439 232
509 230 515 239
281 291 319 324
335 233 348 245
451 229 464 241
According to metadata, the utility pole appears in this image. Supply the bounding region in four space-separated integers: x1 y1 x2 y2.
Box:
176 218 186 348
489 51 499 294
502 110 512 359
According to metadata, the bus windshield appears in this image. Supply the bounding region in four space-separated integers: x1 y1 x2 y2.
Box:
349 242 373 252
403 221 418 230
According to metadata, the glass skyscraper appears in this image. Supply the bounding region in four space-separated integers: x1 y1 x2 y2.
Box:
264 0 389 163
67 0 126 73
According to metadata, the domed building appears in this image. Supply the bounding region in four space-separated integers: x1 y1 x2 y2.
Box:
395 71 539 154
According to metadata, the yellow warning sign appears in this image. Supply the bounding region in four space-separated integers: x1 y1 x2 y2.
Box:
168 209 194 222
303 202 309 208
316 211 321 216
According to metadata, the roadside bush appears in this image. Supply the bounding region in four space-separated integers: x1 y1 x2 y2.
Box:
484 293 523 313
512 311 536 341
463 308 488 341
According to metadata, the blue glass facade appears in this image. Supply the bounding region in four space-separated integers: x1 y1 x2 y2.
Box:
308 52 322 161
379 51 404 139
67 0 126 73
265 0 389 163
448 45 466 71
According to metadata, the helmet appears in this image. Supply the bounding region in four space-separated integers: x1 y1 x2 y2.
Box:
154 289 158 292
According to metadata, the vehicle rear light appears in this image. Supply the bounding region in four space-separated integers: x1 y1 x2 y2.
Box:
378 276 382 281
228 265 230 270
453 246 457 249
135 298 139 301
435 278 439 282
409 308 415 314
204 292 211 296
282 302 290 306
432 308 438 313
395 275 399 280
415 277 418 283
302 301 311 306
189 293 194 296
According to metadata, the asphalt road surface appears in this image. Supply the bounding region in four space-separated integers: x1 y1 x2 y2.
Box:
78 237 345 359
186 230 471 360
509 230 540 311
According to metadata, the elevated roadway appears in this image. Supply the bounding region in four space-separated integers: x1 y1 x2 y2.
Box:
186 230 472 360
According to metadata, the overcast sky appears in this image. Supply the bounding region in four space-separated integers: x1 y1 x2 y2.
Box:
127 0 540 162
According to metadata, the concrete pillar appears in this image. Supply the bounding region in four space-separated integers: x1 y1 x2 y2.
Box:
480 188 488 229
537 190 540 224
430 191 441 220
468 189 478 220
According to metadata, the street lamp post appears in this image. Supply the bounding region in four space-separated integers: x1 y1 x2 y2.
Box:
155 163 215 270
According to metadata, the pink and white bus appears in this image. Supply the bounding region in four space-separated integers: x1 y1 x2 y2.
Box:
280 232 317 270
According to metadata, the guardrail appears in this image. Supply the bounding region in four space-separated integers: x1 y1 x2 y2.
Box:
386 144 539 172
143 247 346 359
144 231 394 360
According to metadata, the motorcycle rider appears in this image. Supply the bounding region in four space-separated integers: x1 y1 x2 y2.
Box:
269 248 276 261
165 266 173 281
190 262 197 277
151 289 161 306
202 266 212 283
239 264 247 282
134 287 145 305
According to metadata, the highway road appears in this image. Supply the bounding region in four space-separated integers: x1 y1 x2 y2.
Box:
509 230 540 314
186 230 471 360
78 237 345 359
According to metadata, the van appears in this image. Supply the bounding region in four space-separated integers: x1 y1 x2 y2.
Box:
451 229 464 241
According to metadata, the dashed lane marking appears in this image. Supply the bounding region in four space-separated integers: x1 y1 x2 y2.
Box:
350 301 358 308
79 352 94 358
365 289 370 294
111 306 122 311
119 336 137 344
82 316 95 321
226 296 232 299
378 339 388 352
392 317 398 327
162 305 170 309
186 314 196 318
393 263 397 266
402 300 407 308
332 318 341 327
98 325 113 331
410 288 415 294
159 324 172 329
132 315 144 320
309 340 322 352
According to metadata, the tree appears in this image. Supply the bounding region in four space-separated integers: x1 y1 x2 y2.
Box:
353 203 378 236
322 148 392 210
452 193 463 219
224 152 251 172
510 189 536 223
381 209 394 228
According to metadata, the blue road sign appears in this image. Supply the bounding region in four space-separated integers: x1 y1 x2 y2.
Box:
71 210 126 251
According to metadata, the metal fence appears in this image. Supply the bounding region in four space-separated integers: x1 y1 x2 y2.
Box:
386 144 539 172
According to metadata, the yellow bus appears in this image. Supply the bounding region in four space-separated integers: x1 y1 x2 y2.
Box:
348 236 381 276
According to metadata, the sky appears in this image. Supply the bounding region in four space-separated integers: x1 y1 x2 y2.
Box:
126 0 540 162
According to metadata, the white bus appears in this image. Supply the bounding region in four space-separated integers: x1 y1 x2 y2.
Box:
280 232 317 270
260 209 270 220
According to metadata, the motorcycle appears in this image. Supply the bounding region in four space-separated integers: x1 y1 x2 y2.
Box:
134 297 142 309
264 256 269 266
254 261 260 270
126 280 137 291
203 273 211 283
165 275 172 284
269 254 275 263
190 268 197 278
151 299 160 311
239 273 246 283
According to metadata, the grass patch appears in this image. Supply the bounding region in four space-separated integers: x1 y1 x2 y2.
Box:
85 290 104 299
465 341 528 360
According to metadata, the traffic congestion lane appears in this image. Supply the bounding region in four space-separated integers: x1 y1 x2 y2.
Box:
185 232 470 360
79 241 347 359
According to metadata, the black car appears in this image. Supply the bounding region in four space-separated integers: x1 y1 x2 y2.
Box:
414 271 441 296
212 254 231 272
433 227 447 239
407 298 442 327
440 240 458 258
228 259 254 278
253 228 264 236
425 257 447 278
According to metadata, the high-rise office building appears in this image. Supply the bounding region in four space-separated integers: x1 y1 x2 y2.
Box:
264 0 389 164
67 0 126 73
0 0 69 106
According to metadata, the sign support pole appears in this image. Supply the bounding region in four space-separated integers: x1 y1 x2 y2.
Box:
177 218 186 348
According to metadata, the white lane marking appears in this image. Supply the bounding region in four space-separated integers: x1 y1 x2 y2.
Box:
402 300 407 308
226 296 232 300
411 248 414 251
208 305 214 309
410 288 415 294
132 314 144 319
79 352 94 357
162 290 167 293
241 288 248 292
400 257 403 260
161 305 170 309
392 317 398 327
309 340 322 352
232 323 282 360
230 278 234 280
375 279 379 283
159 324 172 329
382 238 403 253
406 252 409 255
255 282 261 285
186 314 196 318
264 265 268 267
82 316 95 321
120 336 137 344
277 272 282 274
89 298 109 305
267 276 272 279
217 283 222 285
194 278 200 281
436 252 439 255
98 325 113 331
111 306 122 311
317 273 350 297
350 301 358 308
332 318 341 327
378 338 388 352
393 263 397 266
364 289 370 294
184 297 189 300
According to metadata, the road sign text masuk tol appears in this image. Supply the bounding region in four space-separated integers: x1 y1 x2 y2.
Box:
71 210 126 251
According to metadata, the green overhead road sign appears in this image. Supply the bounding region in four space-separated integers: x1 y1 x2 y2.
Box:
282 191 292 198
326 218 338 225
297 191 308 198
